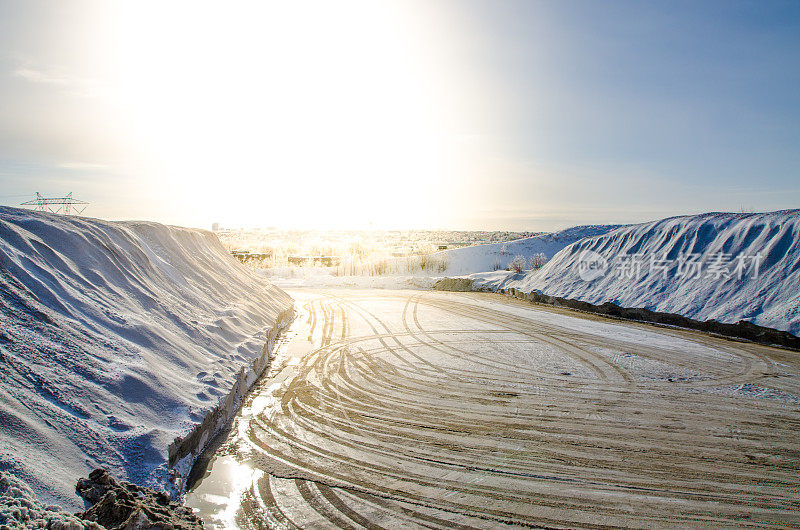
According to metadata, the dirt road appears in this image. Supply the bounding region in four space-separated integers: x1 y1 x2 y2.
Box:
187 289 800 528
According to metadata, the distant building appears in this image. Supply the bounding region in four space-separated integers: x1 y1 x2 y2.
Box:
212 222 220 231
231 250 273 263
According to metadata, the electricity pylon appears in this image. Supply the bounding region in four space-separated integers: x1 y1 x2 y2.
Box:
20 192 89 215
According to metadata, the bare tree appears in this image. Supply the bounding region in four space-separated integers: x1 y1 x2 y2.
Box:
508 255 527 273
528 253 548 270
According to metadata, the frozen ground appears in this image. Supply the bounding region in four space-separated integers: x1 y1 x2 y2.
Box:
259 267 439 290
187 288 800 528
498 210 800 336
0 206 292 510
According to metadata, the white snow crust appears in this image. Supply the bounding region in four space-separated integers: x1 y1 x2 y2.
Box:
507 211 800 335
437 225 623 276
0 207 292 510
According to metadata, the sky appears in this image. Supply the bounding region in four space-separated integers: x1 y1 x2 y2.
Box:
0 0 798 231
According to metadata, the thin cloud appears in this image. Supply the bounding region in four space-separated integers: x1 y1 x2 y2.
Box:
58 161 109 171
12 65 102 97
13 67 71 85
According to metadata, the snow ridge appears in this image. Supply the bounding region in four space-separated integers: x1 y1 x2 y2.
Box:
514 210 800 336
0 207 292 509
439 224 624 275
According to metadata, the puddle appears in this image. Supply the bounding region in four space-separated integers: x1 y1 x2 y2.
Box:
184 289 317 528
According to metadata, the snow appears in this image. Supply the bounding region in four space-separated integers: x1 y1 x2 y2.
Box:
435 225 623 276
0 472 102 529
0 206 292 510
260 225 623 290
451 270 529 292
185 288 800 527
260 267 440 290
504 210 800 336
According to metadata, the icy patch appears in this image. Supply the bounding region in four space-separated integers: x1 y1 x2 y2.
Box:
608 351 709 383
703 383 800 404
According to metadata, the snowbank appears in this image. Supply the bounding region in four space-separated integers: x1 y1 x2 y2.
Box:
510 211 800 336
0 207 292 510
437 225 623 276
460 270 528 291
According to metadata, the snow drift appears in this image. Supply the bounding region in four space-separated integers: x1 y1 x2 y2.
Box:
513 210 800 336
0 207 292 510
437 225 623 276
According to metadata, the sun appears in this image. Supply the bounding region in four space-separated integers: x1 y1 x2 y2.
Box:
102 1 463 229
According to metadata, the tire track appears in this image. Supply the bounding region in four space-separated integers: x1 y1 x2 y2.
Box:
192 289 800 529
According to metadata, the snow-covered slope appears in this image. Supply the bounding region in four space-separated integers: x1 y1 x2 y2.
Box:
438 225 623 275
513 211 800 335
0 207 292 509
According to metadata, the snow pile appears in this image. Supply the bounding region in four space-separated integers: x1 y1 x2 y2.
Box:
437 225 623 276
513 210 800 335
0 206 292 510
461 270 529 292
0 472 100 529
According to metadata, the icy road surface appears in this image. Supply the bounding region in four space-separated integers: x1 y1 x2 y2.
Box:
187 289 800 528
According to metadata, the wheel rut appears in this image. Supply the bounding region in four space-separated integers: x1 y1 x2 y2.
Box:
187 289 800 529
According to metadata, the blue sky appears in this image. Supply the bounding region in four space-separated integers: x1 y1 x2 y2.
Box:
0 0 798 230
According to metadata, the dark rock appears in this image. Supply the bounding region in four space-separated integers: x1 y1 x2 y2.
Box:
75 469 203 529
77 469 118 504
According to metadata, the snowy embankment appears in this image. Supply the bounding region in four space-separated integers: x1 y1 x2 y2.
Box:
437 225 623 276
502 211 800 336
0 206 292 510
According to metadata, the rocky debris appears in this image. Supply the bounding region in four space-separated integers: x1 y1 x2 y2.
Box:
75 470 202 529
432 277 475 292
0 469 203 529
0 471 101 529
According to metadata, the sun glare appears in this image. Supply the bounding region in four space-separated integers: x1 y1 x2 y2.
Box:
96 1 466 229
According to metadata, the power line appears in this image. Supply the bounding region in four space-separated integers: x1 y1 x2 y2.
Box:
20 192 89 215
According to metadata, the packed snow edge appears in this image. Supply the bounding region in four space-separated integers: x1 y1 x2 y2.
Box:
0 206 293 509
457 210 800 336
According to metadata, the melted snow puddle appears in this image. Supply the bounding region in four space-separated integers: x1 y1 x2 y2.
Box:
185 290 317 528
184 456 262 529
